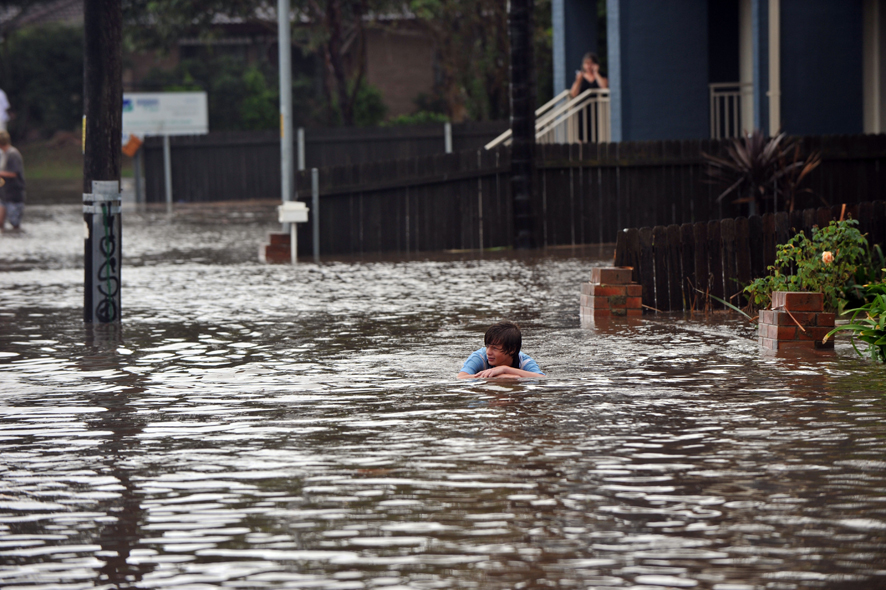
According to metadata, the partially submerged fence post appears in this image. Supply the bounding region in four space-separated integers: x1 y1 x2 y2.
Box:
297 127 306 171
162 135 173 213
312 168 319 263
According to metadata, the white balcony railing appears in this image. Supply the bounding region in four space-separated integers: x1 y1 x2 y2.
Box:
536 88 610 145
710 82 753 139
485 88 611 150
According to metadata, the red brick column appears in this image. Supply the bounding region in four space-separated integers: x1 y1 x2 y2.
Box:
261 232 292 264
580 267 643 318
758 291 835 350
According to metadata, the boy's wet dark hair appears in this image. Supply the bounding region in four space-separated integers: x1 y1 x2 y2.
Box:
484 321 522 362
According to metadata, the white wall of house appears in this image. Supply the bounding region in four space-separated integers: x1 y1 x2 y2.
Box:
863 0 886 133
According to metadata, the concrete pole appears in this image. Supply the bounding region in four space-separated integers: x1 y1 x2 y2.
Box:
312 168 320 263
444 122 452 154
739 0 754 135
83 0 122 323
278 0 294 233
768 0 781 134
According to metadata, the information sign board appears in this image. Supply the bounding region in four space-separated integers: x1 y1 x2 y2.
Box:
122 92 208 137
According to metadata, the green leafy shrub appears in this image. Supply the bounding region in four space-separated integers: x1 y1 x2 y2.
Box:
744 219 870 313
0 24 84 138
352 82 388 127
825 290 886 362
239 67 278 131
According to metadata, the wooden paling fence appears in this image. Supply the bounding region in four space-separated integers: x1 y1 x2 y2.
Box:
290 133 886 256
142 121 507 203
613 201 886 312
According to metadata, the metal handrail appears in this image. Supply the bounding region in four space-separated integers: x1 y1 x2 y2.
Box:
485 88 610 149
535 89 606 135
484 88 572 150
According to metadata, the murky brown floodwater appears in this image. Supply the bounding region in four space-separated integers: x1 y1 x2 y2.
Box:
1 203 885 590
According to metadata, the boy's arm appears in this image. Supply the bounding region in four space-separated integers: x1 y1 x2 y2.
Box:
457 350 485 379
473 365 545 379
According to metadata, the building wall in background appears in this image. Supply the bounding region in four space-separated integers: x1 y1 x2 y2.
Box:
607 0 709 141
365 26 436 118
781 0 863 135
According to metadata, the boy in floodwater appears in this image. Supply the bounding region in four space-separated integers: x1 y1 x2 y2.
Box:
457 320 545 379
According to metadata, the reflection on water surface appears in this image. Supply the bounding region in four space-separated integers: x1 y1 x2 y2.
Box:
1 204 885 589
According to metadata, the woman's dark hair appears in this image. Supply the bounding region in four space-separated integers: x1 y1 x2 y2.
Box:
583 52 599 65
485 321 522 362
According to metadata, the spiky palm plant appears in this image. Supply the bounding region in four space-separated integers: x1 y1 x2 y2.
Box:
703 130 822 215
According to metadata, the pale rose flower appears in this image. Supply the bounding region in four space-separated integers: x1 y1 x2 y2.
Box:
821 251 834 264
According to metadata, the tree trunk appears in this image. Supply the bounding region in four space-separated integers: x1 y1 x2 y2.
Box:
325 0 353 125
509 0 536 249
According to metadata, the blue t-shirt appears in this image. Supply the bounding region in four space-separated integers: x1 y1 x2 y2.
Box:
460 348 544 376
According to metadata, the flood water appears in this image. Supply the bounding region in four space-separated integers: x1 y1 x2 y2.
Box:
1 203 885 590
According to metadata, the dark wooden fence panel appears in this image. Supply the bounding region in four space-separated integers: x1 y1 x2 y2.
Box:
614 200 886 312
144 130 886 259
666 224 683 311
653 226 669 311
708 220 724 309
143 122 508 203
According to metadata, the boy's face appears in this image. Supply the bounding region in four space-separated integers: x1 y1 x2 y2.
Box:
485 343 513 367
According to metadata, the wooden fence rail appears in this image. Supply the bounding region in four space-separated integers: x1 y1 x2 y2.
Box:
142 121 507 203
290 133 886 256
613 201 886 312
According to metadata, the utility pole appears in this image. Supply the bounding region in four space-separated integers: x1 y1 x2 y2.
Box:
279 0 294 221
509 0 537 249
83 0 123 323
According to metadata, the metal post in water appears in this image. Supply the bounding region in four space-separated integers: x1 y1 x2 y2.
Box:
133 146 142 205
444 122 452 154
84 181 122 323
162 134 173 213
297 127 306 171
312 168 319 263
278 0 294 234
290 222 298 264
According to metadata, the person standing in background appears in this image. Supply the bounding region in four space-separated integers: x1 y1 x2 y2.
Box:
0 131 25 231
569 52 608 98
0 89 9 132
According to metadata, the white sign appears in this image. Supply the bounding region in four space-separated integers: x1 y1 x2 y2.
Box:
122 92 208 137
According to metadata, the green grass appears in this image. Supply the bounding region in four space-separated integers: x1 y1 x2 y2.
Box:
19 138 135 204
20 139 134 180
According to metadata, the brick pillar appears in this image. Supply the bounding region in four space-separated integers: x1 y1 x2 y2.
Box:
758 291 835 350
260 232 292 263
580 267 643 318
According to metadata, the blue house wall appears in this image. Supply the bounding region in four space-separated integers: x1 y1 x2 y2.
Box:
606 0 709 141
780 0 863 135
560 0 866 141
